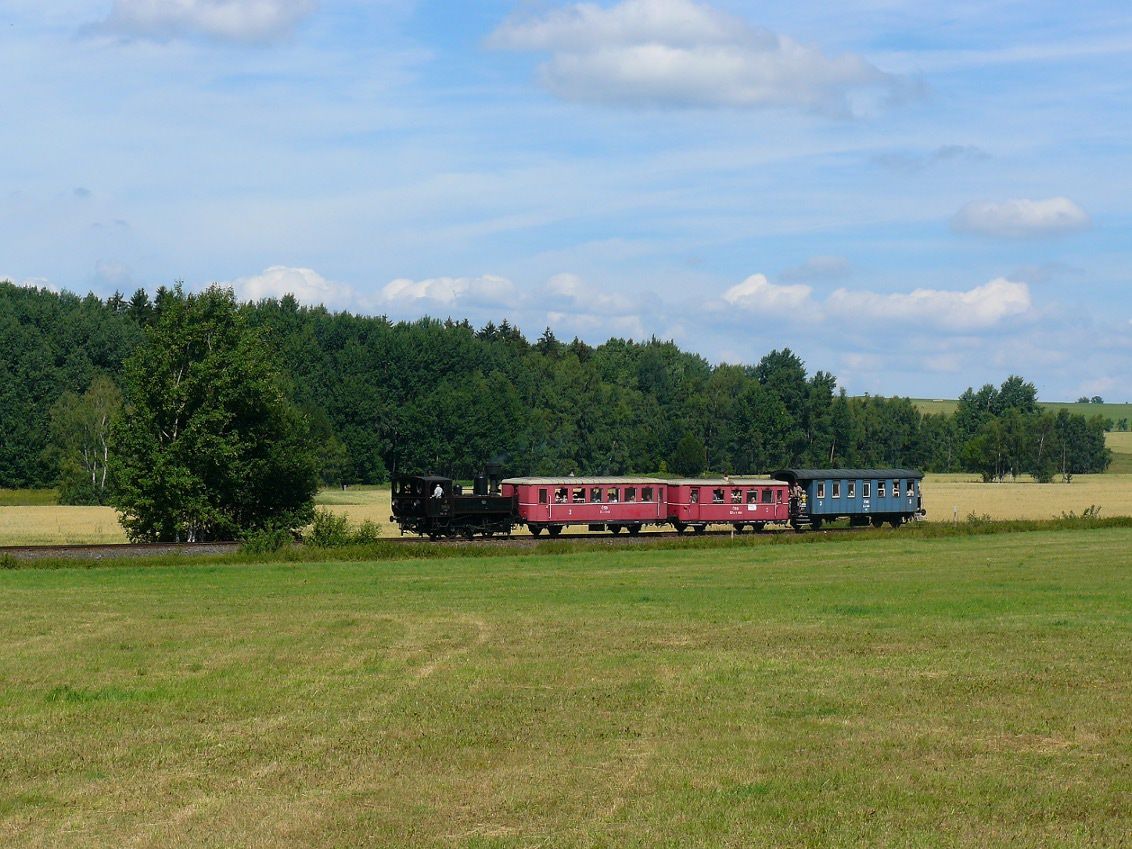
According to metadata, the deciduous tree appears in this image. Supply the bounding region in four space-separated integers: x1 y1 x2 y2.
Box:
111 286 318 541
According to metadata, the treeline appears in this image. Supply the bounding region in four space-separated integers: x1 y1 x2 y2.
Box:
0 281 1111 498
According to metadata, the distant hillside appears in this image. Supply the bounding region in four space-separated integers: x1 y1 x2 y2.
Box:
901 398 1132 474
908 398 1132 423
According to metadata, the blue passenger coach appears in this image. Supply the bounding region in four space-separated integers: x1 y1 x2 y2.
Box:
773 468 925 529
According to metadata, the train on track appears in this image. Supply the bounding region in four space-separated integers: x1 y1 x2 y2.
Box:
390 466 925 539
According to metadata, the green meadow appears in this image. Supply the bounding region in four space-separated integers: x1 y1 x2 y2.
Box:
2 530 1130 848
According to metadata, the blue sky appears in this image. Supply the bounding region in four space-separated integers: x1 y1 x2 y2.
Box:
3 0 1131 400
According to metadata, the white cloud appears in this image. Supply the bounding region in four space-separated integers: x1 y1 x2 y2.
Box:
951 197 1091 238
826 278 1032 332
544 272 637 315
231 265 356 309
92 0 317 43
721 273 813 313
378 274 517 311
488 0 904 114
717 273 1033 333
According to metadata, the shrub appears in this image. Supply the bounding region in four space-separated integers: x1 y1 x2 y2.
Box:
305 509 382 548
241 526 293 554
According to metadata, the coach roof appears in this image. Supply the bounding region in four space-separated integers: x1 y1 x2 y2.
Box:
772 468 923 482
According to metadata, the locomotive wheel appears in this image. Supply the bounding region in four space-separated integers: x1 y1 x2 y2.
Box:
462 528 474 540
628 525 641 536
810 517 823 530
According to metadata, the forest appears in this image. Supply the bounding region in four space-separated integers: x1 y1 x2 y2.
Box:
0 280 1111 501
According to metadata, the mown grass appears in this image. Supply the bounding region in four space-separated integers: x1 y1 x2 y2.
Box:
2 528 1130 847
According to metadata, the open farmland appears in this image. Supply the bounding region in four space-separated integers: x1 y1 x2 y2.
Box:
909 399 1132 422
2 530 1130 847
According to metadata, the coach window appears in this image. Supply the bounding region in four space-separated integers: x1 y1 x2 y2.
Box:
863 482 871 498
642 486 653 502
731 488 742 504
892 480 900 498
607 487 619 502
572 487 585 503
907 480 915 497
747 489 758 504
590 487 602 503
877 481 886 497
712 488 724 503
626 487 637 502
762 488 774 504
832 482 841 498
816 482 825 499
848 481 856 498
689 488 699 504
539 488 548 505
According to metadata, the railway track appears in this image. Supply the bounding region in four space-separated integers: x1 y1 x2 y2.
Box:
0 541 244 561
0 525 844 561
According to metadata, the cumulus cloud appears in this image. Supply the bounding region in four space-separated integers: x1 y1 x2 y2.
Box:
951 197 1091 238
826 278 1032 332
537 273 648 339
718 273 1033 333
92 0 317 43
488 0 905 114
544 272 638 315
721 273 813 313
378 274 517 311
231 265 357 309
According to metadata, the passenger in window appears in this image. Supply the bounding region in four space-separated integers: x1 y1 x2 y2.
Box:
712 488 724 503
608 488 619 502
690 489 699 504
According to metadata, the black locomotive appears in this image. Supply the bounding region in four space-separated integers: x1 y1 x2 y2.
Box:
390 465 515 539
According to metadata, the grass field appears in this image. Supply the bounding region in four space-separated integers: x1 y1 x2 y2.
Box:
2 530 1130 847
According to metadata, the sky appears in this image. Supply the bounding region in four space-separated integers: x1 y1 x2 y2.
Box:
2 0 1131 401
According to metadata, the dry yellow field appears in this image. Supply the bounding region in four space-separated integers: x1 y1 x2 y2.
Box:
4 476 1132 545
0 506 128 545
1108 431 1132 453
923 473 1132 522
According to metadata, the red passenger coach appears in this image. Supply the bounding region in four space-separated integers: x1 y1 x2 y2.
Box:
502 477 667 536
667 478 791 534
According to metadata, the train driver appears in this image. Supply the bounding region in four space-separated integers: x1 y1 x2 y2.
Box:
432 482 444 499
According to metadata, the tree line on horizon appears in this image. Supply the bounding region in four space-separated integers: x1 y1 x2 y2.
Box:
0 281 1112 522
